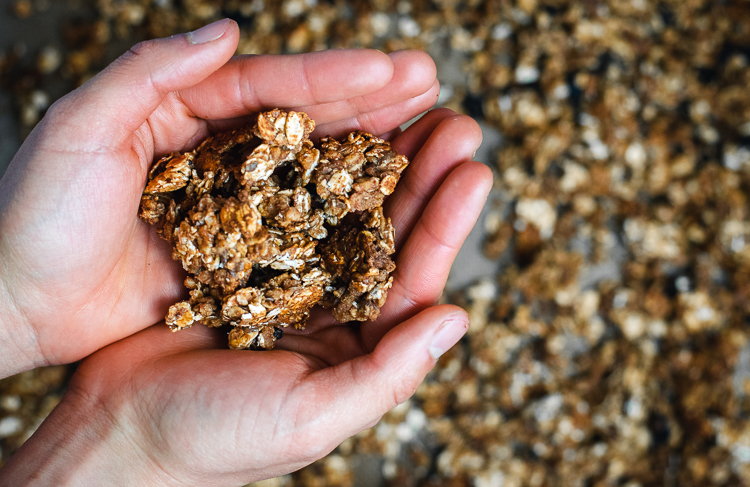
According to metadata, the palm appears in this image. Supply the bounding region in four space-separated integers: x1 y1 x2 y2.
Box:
75 325 334 484
0 140 180 364
68 110 490 486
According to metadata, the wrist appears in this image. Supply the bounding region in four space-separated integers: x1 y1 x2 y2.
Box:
0 386 177 486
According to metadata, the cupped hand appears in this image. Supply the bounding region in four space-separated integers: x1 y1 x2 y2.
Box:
0 18 441 376
0 108 491 486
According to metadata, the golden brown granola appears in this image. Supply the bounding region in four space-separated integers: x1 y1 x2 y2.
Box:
139 110 408 350
313 131 409 224
319 207 396 322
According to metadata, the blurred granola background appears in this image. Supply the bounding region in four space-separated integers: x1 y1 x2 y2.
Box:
3 0 750 486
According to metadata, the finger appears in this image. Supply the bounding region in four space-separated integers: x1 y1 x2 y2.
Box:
285 306 468 454
379 127 403 141
153 50 435 157
178 49 395 121
363 162 492 348
386 113 483 249
312 78 440 139
301 50 436 131
45 19 240 152
197 50 436 138
390 107 459 161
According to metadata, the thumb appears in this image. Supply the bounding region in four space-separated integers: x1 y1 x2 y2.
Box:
47 18 239 150
292 305 469 453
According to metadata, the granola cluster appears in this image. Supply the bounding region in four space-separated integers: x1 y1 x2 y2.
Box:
139 109 408 350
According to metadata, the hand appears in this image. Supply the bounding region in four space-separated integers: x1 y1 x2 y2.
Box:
0 18 441 377
0 108 491 486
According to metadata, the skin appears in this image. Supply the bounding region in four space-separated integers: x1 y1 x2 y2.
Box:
0 19 491 485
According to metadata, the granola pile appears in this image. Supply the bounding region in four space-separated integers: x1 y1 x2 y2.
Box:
138 109 408 350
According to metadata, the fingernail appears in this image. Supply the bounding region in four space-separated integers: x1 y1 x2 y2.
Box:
186 18 231 45
429 314 469 360
473 139 483 159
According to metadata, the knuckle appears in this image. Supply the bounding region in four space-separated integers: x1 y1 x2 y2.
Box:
289 432 337 464
391 375 419 408
36 94 75 133
41 96 65 124
127 39 158 58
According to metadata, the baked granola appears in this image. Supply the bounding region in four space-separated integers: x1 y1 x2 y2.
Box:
139 109 408 350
